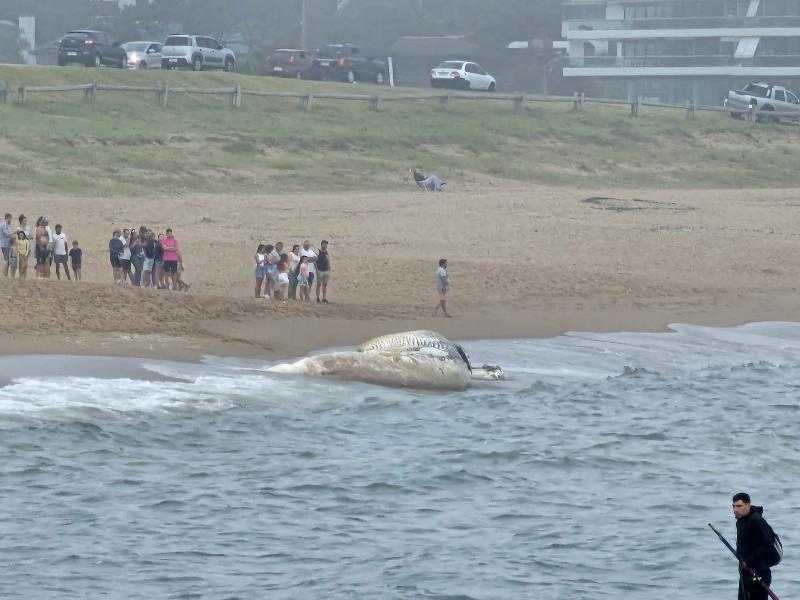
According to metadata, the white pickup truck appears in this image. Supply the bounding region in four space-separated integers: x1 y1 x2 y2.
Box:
725 82 800 121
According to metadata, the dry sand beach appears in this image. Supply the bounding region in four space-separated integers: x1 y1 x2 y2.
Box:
3 183 800 360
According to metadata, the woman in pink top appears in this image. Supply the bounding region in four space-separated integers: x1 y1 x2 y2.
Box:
161 228 181 290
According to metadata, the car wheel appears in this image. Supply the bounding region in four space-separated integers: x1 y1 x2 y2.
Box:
488 82 496 92
57 57 67 67
224 58 235 72
464 80 471 91
376 71 385 85
192 56 202 71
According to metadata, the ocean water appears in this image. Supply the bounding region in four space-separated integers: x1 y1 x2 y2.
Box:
1 322 799 600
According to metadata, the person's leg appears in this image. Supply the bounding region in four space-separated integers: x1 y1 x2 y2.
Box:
75 267 81 281
315 276 321 302
63 258 71 281
2 248 8 276
255 276 263 298
18 258 26 280
322 274 329 302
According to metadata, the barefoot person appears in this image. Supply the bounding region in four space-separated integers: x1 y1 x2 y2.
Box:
161 228 181 290
16 232 29 280
52 224 71 281
315 240 331 303
69 240 82 281
109 230 123 283
434 258 451 317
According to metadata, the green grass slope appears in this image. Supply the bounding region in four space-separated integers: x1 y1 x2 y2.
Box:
0 65 798 196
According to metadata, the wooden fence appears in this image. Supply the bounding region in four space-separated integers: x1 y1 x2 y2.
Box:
2 78 797 125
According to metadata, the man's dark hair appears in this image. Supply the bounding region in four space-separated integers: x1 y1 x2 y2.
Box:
321 240 328 245
438 258 447 267
166 228 173 234
733 492 751 504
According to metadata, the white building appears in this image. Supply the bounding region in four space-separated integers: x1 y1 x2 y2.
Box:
562 0 800 103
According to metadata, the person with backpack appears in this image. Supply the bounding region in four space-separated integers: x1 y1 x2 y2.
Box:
732 492 782 600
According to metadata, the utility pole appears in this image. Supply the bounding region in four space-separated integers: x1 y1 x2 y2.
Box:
300 0 308 49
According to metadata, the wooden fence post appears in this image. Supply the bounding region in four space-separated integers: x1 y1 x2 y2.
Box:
369 95 382 111
0 80 6 104
231 84 242 108
84 80 97 105
439 94 450 110
580 92 585 110
630 96 640 116
17 85 26 105
572 91 580 112
300 94 313 111
748 105 757 126
514 94 527 111
685 99 695 120
157 82 169 107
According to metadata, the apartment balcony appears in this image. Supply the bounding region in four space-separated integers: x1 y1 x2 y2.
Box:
564 15 800 35
569 54 800 68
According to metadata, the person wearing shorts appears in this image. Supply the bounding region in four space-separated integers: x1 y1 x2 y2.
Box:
161 228 181 289
52 224 71 281
69 240 82 281
300 239 317 288
109 230 123 283
141 230 155 288
315 239 331 303
118 231 132 286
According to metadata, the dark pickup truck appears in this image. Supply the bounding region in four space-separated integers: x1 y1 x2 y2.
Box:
307 43 388 84
57 30 127 68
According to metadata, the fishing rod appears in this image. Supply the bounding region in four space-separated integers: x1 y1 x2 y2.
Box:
708 523 781 600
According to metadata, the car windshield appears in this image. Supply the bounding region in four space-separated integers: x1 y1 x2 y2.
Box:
122 42 149 52
743 83 770 98
437 61 464 69
320 45 347 56
272 51 295 59
165 36 191 47
64 32 93 40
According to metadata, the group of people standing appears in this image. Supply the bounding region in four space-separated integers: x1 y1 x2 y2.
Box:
108 227 186 290
0 213 82 281
254 239 330 303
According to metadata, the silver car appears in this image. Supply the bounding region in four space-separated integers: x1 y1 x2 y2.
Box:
122 41 162 69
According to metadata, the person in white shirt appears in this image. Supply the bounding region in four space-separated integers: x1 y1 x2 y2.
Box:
300 239 318 288
51 224 71 281
434 258 451 317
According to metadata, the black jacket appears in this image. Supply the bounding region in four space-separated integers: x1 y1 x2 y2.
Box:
736 506 773 571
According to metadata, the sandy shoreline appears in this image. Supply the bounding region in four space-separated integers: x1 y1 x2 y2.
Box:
2 184 800 362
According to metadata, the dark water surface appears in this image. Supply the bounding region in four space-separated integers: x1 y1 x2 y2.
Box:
1 323 798 599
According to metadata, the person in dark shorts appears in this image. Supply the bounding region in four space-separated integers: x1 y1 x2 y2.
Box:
52 224 71 281
0 213 12 277
315 239 331 303
160 228 181 290
69 240 82 281
109 230 123 284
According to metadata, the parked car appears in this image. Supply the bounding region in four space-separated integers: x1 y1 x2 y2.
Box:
266 48 313 78
430 61 496 91
161 34 236 71
121 41 162 70
308 43 388 84
57 30 127 68
726 82 800 121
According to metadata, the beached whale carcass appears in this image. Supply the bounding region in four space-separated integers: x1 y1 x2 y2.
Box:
267 330 504 391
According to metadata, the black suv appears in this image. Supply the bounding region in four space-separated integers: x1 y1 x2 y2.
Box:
57 30 127 68
308 43 388 84
266 49 313 78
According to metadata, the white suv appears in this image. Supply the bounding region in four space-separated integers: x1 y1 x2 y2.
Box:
161 34 236 71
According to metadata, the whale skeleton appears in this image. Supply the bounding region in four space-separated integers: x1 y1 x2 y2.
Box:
267 330 504 390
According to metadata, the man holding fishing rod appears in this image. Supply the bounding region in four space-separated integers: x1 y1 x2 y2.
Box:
710 492 783 600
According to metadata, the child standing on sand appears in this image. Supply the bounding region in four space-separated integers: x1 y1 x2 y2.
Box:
16 232 29 279
296 255 310 302
8 236 18 278
69 241 82 281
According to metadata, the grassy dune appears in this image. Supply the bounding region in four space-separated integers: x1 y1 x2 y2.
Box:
0 65 799 196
